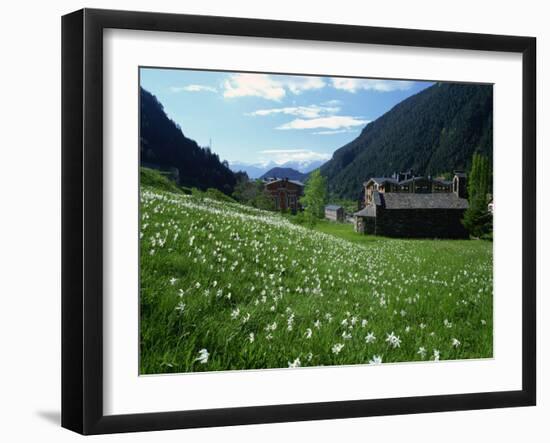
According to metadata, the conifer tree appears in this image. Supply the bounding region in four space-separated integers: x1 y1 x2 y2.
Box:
463 153 492 238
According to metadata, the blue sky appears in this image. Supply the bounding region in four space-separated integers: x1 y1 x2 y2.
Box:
140 68 433 167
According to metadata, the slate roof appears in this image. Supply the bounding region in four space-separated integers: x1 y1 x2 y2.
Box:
354 205 376 217
363 177 399 186
265 178 305 187
325 205 343 211
398 176 429 185
364 176 456 187
374 191 468 210
399 177 452 186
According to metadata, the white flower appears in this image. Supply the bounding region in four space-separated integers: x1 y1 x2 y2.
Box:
305 328 313 339
288 358 301 368
433 349 440 361
314 320 321 329
451 338 461 348
195 348 209 364
287 313 295 331
481 319 487 325
385 332 401 348
195 282 201 289
369 355 382 365
169 277 177 285
175 301 186 313
265 322 277 332
230 307 240 320
443 319 453 328
241 313 251 323
331 343 345 355
342 331 352 340
417 347 427 358
361 319 368 328
365 332 376 343
248 332 255 343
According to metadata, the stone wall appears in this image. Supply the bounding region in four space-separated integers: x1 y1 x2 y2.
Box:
326 209 344 222
375 208 469 239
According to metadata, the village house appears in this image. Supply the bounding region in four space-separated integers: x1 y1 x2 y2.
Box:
363 172 453 207
325 205 344 222
264 178 304 213
355 172 469 238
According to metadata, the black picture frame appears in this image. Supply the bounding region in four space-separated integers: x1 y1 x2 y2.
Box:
61 8 536 435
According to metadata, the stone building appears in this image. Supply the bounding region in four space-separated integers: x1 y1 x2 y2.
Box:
325 205 344 222
264 178 304 213
354 172 469 238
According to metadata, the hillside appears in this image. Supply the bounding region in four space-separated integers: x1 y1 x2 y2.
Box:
320 82 493 199
140 171 493 373
260 167 306 181
140 87 236 194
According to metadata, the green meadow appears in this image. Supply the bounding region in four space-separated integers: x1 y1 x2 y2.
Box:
140 172 493 374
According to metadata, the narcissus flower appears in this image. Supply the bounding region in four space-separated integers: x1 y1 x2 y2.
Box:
195 348 209 364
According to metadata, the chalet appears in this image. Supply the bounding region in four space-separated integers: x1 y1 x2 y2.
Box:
354 172 469 238
325 205 344 222
363 175 453 206
264 178 304 213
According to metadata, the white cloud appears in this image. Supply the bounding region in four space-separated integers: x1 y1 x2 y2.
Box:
258 149 331 165
223 74 286 101
284 76 326 94
222 74 326 101
331 78 415 93
247 104 339 119
321 99 342 106
170 84 218 93
277 116 369 130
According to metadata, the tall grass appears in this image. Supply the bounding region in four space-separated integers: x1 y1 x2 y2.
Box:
140 182 493 374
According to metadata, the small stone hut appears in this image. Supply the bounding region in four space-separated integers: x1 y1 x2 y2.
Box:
325 205 344 222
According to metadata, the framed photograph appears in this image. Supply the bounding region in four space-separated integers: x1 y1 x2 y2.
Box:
62 8 536 435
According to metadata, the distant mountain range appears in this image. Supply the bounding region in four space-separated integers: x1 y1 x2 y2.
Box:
229 159 324 179
320 82 493 199
260 167 307 182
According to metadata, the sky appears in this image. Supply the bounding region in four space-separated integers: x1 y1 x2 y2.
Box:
140 68 433 168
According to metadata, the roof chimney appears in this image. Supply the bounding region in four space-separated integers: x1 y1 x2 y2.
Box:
453 171 467 198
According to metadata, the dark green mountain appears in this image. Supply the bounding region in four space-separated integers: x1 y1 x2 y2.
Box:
260 167 306 181
140 87 236 194
320 82 493 199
